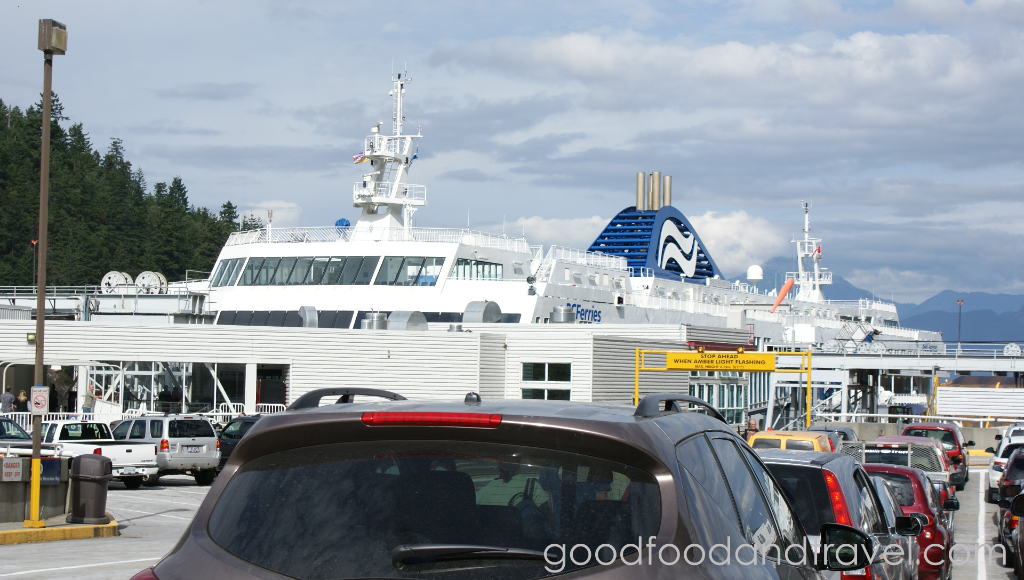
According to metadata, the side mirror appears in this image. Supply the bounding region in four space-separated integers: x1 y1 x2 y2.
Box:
910 513 929 527
1012 495 1024 517
949 472 965 485
986 447 996 454
894 515 922 537
951 456 962 466
997 434 1003 440
817 523 873 571
995 464 1005 472
943 497 960 511
1000 499 1011 510
967 440 976 447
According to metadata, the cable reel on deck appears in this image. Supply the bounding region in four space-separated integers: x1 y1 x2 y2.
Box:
101 271 133 294
135 271 168 294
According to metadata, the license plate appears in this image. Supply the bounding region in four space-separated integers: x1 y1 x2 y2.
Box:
185 446 202 453
123 466 136 474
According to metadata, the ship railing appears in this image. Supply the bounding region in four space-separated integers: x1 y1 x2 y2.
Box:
785 270 833 285
742 309 787 324
226 226 530 253
544 246 629 271
630 291 727 316
825 299 899 314
352 181 426 202
0 285 103 296
628 267 653 278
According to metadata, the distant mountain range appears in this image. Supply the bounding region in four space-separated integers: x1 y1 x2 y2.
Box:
730 257 1024 342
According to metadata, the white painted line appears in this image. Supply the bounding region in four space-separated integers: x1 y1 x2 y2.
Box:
109 496 201 508
113 507 193 521
978 471 986 580
0 557 160 577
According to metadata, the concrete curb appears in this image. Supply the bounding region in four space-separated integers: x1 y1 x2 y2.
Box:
0 514 118 545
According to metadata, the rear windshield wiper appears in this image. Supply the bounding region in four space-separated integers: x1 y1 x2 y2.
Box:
391 544 545 566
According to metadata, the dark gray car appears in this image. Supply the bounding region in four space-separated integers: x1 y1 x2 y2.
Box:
758 450 921 580
132 389 878 580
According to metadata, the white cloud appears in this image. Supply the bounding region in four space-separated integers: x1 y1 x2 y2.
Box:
687 211 788 275
480 216 609 250
243 200 304 227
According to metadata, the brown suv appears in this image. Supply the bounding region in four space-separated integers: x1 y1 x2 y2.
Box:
131 389 876 580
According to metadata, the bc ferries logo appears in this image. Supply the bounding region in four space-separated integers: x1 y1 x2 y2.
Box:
658 220 699 278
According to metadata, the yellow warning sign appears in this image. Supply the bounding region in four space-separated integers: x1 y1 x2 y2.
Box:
665 352 776 372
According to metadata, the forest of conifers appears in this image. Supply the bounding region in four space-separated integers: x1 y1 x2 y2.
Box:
0 95 258 286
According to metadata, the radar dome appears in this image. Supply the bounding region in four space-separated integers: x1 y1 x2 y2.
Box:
746 265 764 284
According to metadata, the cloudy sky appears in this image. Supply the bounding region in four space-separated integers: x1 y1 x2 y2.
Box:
3 0 1023 301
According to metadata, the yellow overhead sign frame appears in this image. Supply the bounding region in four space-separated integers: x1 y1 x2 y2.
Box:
634 348 814 427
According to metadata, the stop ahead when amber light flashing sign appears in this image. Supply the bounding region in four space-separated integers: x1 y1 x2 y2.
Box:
666 352 776 372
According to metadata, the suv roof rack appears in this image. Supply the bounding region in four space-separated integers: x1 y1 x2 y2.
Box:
287 387 407 411
634 393 727 423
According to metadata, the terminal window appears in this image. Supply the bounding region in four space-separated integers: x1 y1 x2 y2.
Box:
521 362 571 382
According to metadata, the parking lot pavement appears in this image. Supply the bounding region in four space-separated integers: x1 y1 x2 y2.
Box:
952 469 1015 580
0 475 209 580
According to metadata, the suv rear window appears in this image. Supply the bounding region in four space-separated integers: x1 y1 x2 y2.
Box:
785 440 815 451
904 428 956 450
751 438 781 449
168 420 215 438
208 441 661 580
763 464 834 533
864 446 909 466
871 472 915 506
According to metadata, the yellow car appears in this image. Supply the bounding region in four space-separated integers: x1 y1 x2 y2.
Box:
748 431 832 452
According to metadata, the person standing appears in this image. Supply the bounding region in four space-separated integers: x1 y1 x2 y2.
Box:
742 418 760 442
0 387 13 414
15 391 28 412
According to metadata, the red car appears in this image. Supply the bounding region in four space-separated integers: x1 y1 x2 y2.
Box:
902 422 974 491
864 463 959 580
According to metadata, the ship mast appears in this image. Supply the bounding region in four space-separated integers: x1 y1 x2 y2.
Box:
351 71 425 236
790 202 831 302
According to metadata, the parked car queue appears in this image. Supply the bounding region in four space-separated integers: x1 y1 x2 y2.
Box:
127 391 969 580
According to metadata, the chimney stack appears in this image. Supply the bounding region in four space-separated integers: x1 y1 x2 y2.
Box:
663 175 671 207
635 172 646 211
650 172 661 211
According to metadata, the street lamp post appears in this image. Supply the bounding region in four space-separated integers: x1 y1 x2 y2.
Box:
956 299 964 354
26 18 66 530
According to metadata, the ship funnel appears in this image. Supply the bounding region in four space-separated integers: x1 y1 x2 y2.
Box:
663 175 671 207
650 172 661 211
636 172 646 211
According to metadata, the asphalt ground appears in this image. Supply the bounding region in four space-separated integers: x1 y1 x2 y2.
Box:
0 475 209 580
951 468 1015 580
0 467 1012 579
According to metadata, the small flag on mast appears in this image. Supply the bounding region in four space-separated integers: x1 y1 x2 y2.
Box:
353 152 367 163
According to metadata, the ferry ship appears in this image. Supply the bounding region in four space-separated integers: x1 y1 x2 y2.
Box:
198 72 939 354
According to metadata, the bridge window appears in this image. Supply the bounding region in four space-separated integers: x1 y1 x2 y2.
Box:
254 258 281 286
272 257 297 285
373 257 446 286
450 258 502 281
211 258 246 287
237 258 264 286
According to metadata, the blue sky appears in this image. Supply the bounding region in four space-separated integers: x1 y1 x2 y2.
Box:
2 0 1024 301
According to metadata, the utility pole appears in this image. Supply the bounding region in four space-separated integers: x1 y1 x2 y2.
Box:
26 18 66 530
956 299 964 354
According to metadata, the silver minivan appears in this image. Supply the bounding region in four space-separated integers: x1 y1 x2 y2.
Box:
112 414 221 485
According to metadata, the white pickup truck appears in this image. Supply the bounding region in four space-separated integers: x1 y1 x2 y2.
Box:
38 420 159 489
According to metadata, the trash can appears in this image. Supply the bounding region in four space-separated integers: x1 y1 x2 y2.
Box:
66 455 112 524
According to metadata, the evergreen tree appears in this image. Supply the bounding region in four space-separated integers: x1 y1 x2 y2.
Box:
241 212 265 231
0 96 245 284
